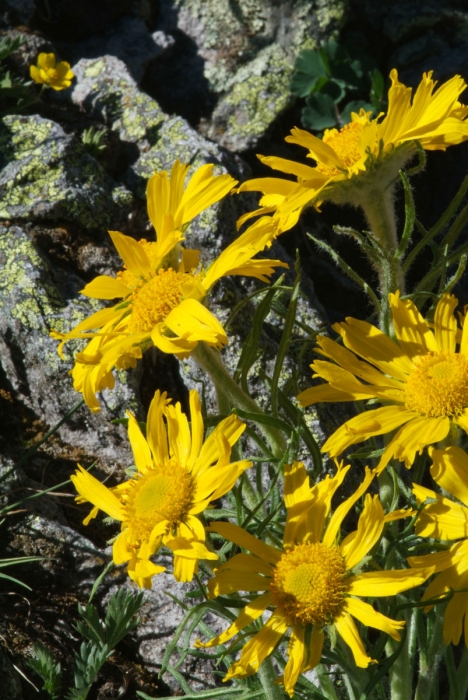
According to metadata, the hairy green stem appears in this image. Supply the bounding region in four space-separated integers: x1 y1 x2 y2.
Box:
359 188 405 332
191 342 287 458
414 611 445 700
257 657 286 700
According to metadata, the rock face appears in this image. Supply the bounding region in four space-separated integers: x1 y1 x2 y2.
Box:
152 0 347 150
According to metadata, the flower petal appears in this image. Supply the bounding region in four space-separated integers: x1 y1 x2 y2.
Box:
80 276 130 299
347 567 433 597
108 230 152 277
71 466 124 521
196 592 273 648
344 598 405 641
334 611 374 668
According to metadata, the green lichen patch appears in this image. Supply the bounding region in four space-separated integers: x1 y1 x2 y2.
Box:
0 115 132 230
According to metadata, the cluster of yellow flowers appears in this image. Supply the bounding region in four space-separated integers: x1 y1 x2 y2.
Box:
51 68 468 696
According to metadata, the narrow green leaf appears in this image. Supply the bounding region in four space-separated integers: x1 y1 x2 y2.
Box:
307 233 381 316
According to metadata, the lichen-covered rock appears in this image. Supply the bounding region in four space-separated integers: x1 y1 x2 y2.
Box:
0 224 136 469
0 115 132 231
65 55 245 197
155 0 347 150
60 16 174 83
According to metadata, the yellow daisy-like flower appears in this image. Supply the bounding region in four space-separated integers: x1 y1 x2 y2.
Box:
237 70 468 224
298 292 468 473
30 53 74 91
408 446 468 647
52 161 286 411
197 461 430 697
71 388 252 588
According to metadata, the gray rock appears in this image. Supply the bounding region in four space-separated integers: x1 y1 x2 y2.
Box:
0 115 132 231
61 17 174 84
0 224 136 471
153 0 347 150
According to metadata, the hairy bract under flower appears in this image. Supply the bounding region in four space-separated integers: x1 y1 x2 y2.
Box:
71 389 252 588
196 461 431 696
236 70 468 230
298 292 468 472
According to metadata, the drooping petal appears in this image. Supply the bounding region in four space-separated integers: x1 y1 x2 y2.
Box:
334 611 374 668
344 598 405 641
377 415 450 472
224 614 289 681
196 592 273 648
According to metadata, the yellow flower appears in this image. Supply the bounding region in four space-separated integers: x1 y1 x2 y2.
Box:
197 461 430 697
30 53 74 91
237 70 468 224
71 388 252 588
408 446 468 646
298 292 468 472
51 161 286 411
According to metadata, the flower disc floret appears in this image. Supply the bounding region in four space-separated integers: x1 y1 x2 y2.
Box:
404 352 468 417
128 268 192 332
270 543 346 626
316 121 365 178
125 460 194 537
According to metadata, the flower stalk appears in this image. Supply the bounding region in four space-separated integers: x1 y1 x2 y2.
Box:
191 342 287 458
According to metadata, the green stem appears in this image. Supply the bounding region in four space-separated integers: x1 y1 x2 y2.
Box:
359 187 405 332
191 343 287 458
387 609 413 700
257 657 286 700
414 610 445 700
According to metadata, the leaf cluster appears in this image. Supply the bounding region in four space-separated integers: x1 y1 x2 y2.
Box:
29 588 144 700
0 36 34 116
290 40 386 132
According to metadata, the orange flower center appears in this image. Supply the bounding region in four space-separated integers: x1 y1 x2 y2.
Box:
404 352 468 417
270 543 347 626
316 121 364 178
129 268 194 332
124 459 194 543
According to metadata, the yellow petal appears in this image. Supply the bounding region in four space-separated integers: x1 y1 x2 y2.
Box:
334 611 374 668
164 298 227 346
377 415 450 472
347 567 433 597
80 276 130 299
323 468 374 547
283 626 307 697
108 230 152 277
412 483 468 540
297 383 361 406
224 614 289 681
389 291 437 358
430 446 468 507
344 598 405 641
165 400 191 468
434 293 458 353
37 53 56 70
323 405 413 459
196 592 273 648
71 466 124 521
164 537 218 560
146 390 170 464
207 570 269 597
209 522 282 565
127 411 152 472
340 494 385 569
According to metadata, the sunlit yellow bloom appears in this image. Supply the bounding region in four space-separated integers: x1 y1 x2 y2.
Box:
71 389 251 588
196 461 430 696
51 161 286 411
298 292 468 472
408 446 468 647
30 53 74 91
237 70 468 226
